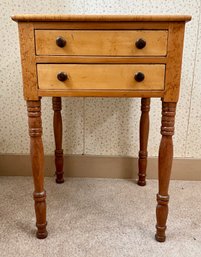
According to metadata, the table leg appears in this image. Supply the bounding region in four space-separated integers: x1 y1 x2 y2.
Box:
138 98 150 186
27 100 48 239
52 97 64 184
155 101 176 242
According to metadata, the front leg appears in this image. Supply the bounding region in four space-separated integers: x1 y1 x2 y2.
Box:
27 100 47 239
155 101 176 242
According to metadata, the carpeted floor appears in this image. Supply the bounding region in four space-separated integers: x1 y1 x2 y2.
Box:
0 177 200 257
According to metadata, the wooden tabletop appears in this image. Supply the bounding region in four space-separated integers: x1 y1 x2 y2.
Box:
11 14 191 22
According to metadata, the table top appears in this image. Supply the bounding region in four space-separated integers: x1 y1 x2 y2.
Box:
11 14 192 22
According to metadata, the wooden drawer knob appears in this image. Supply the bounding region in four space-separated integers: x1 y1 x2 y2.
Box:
56 36 66 48
134 72 145 82
57 72 68 82
135 38 146 49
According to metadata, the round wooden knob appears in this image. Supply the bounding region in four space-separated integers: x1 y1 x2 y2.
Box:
135 38 146 49
56 36 66 48
57 72 68 81
134 72 145 82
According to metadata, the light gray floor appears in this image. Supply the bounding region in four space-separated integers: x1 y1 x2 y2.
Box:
0 177 201 257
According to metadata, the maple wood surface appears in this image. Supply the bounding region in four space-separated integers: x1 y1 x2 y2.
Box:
11 14 191 22
37 64 165 91
35 30 168 56
13 14 191 242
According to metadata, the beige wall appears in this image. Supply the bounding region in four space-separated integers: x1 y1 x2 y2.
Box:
0 0 201 159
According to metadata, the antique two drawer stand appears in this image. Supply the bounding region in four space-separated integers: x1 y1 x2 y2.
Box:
12 14 191 241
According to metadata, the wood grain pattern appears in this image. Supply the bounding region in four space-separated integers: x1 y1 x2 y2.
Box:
138 98 150 186
18 22 38 100
155 101 176 242
52 97 64 184
35 56 167 64
38 89 163 98
12 14 190 241
35 30 168 56
11 14 191 22
27 100 47 239
32 21 170 30
164 23 185 102
37 64 165 91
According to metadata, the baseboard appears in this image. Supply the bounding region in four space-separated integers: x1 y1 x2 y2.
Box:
0 154 200 180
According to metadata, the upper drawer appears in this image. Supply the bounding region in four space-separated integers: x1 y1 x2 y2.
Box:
35 30 168 56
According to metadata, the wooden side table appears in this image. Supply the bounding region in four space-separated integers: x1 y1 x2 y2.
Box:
12 14 191 241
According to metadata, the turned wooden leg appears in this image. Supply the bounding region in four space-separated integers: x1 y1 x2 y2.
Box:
27 100 48 239
52 97 64 184
138 98 150 186
155 101 176 242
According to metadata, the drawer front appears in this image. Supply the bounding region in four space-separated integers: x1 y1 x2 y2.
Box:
37 64 165 91
35 30 168 56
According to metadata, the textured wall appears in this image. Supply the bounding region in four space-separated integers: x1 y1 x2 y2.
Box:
0 0 201 158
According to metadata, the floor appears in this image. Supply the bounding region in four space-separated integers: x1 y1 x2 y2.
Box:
0 177 201 257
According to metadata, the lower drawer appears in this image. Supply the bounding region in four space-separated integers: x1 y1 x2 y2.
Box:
37 64 165 91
